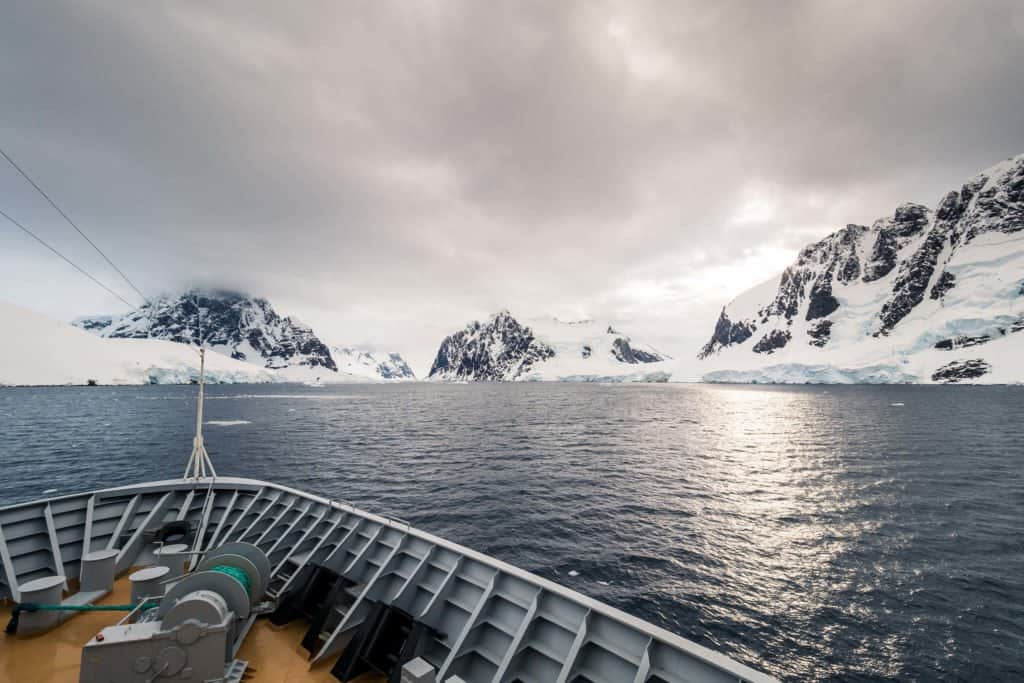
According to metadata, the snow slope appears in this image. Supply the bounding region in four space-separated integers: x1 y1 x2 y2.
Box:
330 347 416 380
521 317 672 382
696 154 1024 384
428 311 671 381
1 300 275 386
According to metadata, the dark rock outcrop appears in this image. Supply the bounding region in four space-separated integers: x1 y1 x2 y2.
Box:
760 266 810 320
863 229 899 282
610 337 665 364
699 309 756 358
752 329 791 354
893 202 932 233
807 320 833 347
863 204 930 282
758 225 865 323
876 224 947 335
806 278 839 321
933 334 993 350
74 315 113 332
931 359 991 383
961 159 1024 241
930 271 956 300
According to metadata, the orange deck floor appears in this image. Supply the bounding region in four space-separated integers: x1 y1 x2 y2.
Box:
0 575 383 683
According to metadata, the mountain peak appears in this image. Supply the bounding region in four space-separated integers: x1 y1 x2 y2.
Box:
74 290 337 372
429 311 553 380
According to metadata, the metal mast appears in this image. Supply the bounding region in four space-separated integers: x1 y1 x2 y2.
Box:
184 296 217 480
183 347 217 479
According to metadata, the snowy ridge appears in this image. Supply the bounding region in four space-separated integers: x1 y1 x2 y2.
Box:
697 153 1024 384
429 311 671 381
330 347 416 380
1 300 275 386
2 300 418 386
75 290 336 372
74 290 415 383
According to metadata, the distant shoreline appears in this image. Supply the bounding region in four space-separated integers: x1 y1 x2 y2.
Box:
1 379 1019 388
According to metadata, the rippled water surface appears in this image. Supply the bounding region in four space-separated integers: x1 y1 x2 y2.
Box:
1 383 1022 681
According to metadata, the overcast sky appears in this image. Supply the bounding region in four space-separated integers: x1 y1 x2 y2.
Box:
2 1 1023 373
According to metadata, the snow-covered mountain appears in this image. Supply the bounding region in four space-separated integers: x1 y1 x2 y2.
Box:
72 290 418 383
330 347 416 380
75 290 336 372
697 153 1024 384
1 300 275 386
428 311 671 381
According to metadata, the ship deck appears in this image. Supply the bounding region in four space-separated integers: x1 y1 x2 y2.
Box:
0 574 384 683
0 477 775 683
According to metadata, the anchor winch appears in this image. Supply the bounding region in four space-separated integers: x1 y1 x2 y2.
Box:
78 542 271 683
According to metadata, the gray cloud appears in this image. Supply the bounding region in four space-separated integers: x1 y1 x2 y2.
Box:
2 0 1023 371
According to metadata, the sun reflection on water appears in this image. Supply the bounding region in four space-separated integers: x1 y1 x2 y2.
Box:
617 385 915 677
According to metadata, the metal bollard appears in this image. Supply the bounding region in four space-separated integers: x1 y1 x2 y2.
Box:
16 575 65 636
129 565 171 604
80 549 119 595
153 543 189 581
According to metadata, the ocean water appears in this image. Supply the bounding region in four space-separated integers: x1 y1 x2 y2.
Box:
1 382 1021 681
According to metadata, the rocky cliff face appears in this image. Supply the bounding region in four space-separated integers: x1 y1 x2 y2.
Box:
698 153 1024 383
75 290 337 372
429 311 555 381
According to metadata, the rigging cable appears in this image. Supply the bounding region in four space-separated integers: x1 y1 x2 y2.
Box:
0 147 216 483
0 206 138 309
0 146 151 307
195 292 204 348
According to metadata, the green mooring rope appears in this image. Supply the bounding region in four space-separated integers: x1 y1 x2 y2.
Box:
209 564 251 596
5 601 158 635
7 564 251 636
19 602 157 612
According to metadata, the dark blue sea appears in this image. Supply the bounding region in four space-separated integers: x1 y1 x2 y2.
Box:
1 383 1021 681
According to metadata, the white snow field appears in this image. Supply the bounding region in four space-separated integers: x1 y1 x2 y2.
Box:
330 347 417 381
520 317 672 382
